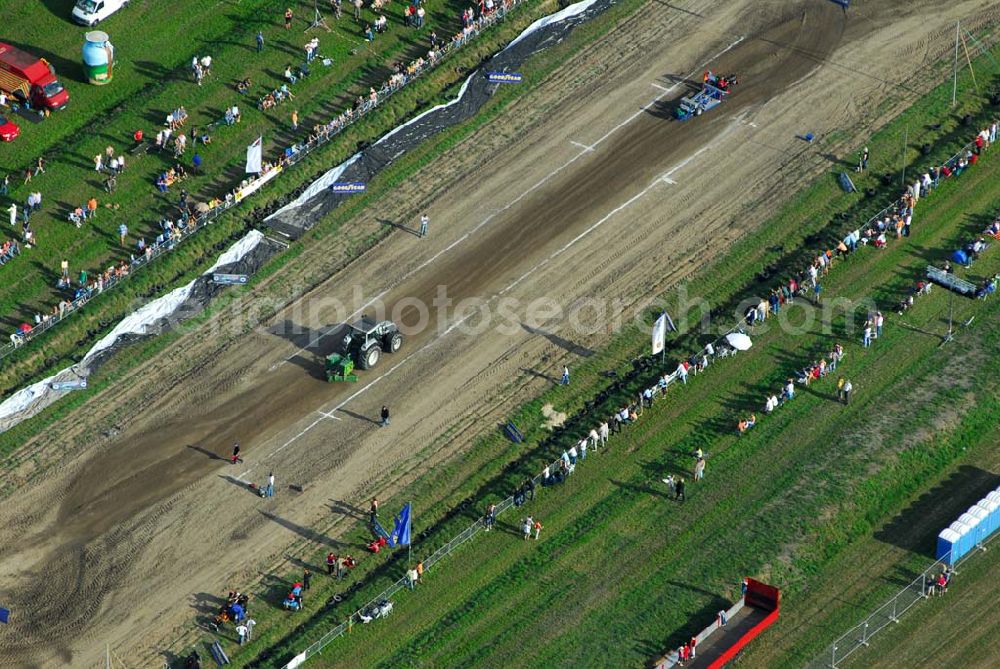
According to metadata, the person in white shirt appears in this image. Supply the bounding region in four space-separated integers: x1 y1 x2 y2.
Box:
598 421 609 445
236 623 249 645
588 427 599 450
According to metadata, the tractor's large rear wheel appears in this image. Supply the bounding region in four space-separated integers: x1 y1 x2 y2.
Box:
359 344 381 369
385 332 403 353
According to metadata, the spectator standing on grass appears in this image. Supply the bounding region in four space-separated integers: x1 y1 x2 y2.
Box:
858 146 869 173
380 405 390 426
522 516 532 540
284 7 294 28
842 379 853 405
876 311 884 338
533 519 542 540
677 361 688 385
327 552 337 575
8 203 15 227
370 497 379 524
407 567 418 589
34 156 45 176
256 30 265 52
88 197 98 220
836 377 846 402
291 109 299 130
60 259 69 282
354 0 363 20
561 366 570 385
598 420 609 446
303 568 312 590
862 324 872 348
694 457 705 481
675 478 686 502
419 214 429 237
485 503 496 531
0 173 8 196
119 223 128 246
937 572 947 595
813 282 822 303
236 622 248 645
662 474 676 499
246 617 256 641
266 472 275 497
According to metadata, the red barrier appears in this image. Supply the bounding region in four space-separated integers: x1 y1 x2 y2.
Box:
707 608 779 669
707 579 780 668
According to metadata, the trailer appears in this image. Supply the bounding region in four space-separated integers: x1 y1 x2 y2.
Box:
654 578 780 669
674 71 736 121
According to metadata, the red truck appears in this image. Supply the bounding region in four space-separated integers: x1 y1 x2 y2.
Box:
0 42 69 112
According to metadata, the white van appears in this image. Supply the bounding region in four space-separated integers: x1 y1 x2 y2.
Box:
72 0 128 26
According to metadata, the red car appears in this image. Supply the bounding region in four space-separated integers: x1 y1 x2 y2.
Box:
0 114 18 141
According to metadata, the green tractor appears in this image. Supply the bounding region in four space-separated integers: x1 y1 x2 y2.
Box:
326 317 403 381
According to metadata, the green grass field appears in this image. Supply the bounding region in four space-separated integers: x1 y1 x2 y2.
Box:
185 51 1000 668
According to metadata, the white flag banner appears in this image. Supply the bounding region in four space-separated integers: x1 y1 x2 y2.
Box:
245 136 263 174
652 313 667 355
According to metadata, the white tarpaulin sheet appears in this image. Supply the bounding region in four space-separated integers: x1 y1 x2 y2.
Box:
265 153 361 221
0 230 264 432
505 0 600 49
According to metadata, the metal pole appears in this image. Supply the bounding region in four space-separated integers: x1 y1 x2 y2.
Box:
900 127 908 187
952 21 960 106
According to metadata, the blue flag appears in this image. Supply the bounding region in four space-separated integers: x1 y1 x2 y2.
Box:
0 607 9 624
388 503 412 547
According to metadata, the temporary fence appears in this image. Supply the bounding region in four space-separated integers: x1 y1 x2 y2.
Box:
280 455 560 668
804 527 1000 669
0 0 533 365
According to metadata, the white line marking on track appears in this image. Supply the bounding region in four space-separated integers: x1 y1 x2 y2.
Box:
235 469 254 482
570 140 595 152
272 36 746 369
651 82 673 92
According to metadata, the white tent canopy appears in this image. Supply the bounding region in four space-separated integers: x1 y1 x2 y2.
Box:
725 332 752 351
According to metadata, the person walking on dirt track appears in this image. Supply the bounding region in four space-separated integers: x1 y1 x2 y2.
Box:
380 405 390 426
266 472 275 497
231 443 241 465
419 214 428 237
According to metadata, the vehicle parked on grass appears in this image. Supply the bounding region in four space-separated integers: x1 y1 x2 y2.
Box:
72 0 129 26
340 317 404 370
0 114 18 141
0 43 69 112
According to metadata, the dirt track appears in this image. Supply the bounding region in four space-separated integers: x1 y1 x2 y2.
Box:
0 0 995 665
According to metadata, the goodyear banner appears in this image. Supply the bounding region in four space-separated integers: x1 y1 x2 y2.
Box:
329 182 367 194
487 72 523 83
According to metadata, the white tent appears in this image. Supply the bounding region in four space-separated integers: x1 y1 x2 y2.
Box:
725 332 752 351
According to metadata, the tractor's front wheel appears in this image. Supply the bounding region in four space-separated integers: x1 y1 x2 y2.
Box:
359 344 382 369
386 332 403 353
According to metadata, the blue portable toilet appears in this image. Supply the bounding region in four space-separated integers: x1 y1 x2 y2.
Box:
959 512 984 548
973 499 998 537
937 527 962 564
949 520 972 561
